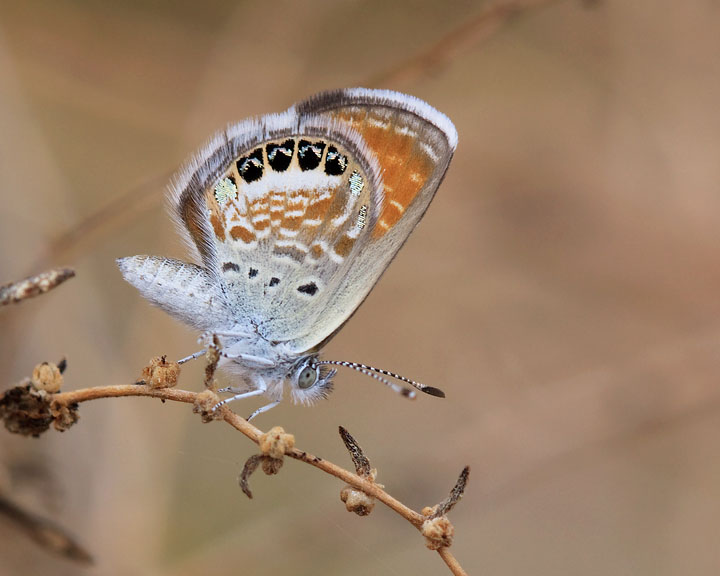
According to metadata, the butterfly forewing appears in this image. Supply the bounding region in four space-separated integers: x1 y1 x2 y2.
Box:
284 89 457 351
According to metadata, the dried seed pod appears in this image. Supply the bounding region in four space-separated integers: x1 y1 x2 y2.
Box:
0 385 53 436
259 426 295 459
140 356 180 389
50 400 80 432
31 362 63 393
261 457 283 475
340 486 376 516
192 389 223 422
421 516 455 550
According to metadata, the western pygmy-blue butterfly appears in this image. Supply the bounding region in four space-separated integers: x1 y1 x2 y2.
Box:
117 88 457 420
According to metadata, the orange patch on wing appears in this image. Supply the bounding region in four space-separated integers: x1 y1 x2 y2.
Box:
305 197 332 220
182 201 208 249
281 215 303 230
334 234 355 258
230 225 256 243
210 213 225 239
310 244 324 259
335 110 433 238
249 199 270 214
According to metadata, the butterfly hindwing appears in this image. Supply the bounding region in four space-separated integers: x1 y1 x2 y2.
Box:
169 88 456 353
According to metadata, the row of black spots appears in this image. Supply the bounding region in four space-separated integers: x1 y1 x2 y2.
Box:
237 148 264 183
224 264 310 296
298 140 326 171
238 139 347 180
297 282 318 296
266 139 295 172
325 146 348 176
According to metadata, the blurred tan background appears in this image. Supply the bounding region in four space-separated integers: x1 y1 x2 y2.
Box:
2 0 720 574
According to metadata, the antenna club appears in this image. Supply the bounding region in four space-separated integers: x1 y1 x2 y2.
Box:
422 386 446 398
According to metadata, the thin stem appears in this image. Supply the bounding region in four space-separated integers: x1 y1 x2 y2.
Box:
368 0 563 88
52 383 463 572
438 547 470 576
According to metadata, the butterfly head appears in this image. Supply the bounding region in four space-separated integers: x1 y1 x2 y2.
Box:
288 355 336 405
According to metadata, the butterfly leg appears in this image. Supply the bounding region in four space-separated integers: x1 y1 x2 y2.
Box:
197 329 251 345
246 401 281 422
212 388 265 412
177 350 206 364
221 351 275 367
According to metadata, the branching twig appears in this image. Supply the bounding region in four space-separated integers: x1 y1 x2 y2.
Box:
26 172 168 276
1 358 470 576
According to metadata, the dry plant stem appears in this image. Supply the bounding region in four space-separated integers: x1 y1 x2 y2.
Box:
0 268 75 306
438 547 469 576
52 384 465 575
0 495 93 564
369 0 564 87
26 172 168 276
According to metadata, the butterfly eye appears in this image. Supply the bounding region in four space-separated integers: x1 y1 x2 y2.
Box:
297 366 317 389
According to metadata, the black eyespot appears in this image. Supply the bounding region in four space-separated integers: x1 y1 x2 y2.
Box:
324 146 348 175
298 366 317 389
298 140 325 171
222 262 240 272
269 277 280 287
297 282 318 296
248 268 258 278
237 148 264 183
266 139 294 172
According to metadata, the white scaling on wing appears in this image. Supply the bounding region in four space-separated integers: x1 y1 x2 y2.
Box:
420 141 440 162
389 199 405 213
328 250 345 264
367 116 390 129
255 227 272 240
233 214 254 228
226 201 246 222
252 200 269 212
331 186 361 228
395 125 418 138
249 168 342 196
279 227 300 238
347 220 362 238
251 213 270 225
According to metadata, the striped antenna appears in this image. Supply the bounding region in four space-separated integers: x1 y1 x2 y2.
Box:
314 360 445 399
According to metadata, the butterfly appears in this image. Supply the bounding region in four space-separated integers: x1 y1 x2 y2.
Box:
117 88 457 420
